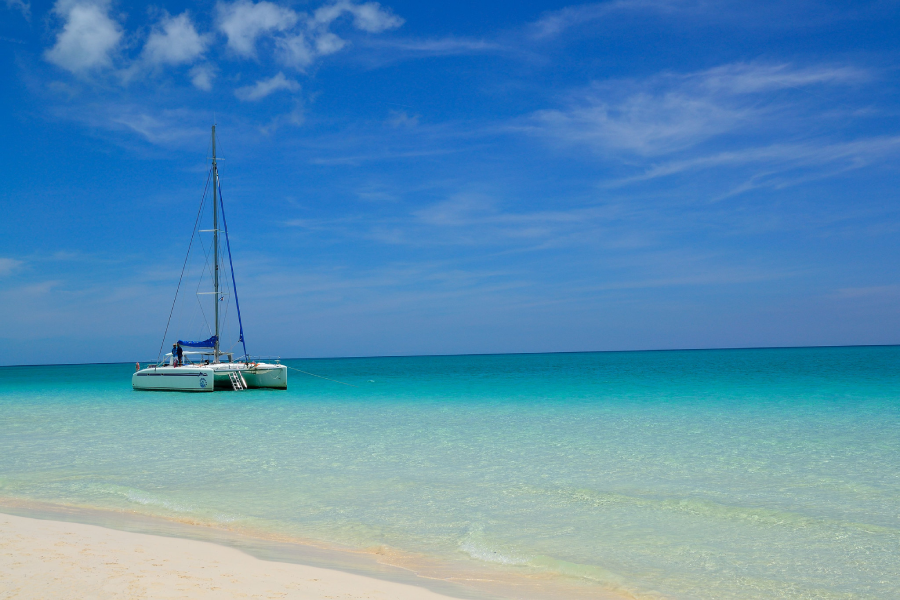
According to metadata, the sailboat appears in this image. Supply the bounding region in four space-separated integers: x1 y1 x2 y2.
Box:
132 126 287 392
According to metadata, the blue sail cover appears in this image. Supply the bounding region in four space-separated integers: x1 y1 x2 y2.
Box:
177 335 218 348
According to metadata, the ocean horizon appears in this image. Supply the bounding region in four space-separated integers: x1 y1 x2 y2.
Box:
2 345 899 599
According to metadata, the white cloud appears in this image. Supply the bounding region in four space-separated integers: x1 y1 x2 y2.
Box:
45 0 122 74
346 1 404 32
276 34 315 68
315 31 346 55
141 12 207 67
39 0 405 97
314 0 403 32
5 0 30 19
234 72 300 101
275 1 402 69
190 63 216 90
214 1 402 70
277 30 347 69
0 258 22 277
217 0 298 57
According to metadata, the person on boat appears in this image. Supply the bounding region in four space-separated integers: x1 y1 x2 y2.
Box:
176 343 184 366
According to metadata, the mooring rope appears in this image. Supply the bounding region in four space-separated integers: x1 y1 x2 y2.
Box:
284 365 357 387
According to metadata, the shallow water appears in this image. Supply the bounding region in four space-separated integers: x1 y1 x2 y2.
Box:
1 347 899 599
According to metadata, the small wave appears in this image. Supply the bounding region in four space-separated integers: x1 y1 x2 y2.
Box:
458 523 530 565
458 527 656 599
212 512 239 524
89 484 196 514
459 539 529 565
124 490 194 513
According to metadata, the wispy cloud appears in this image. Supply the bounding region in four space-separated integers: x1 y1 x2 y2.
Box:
520 62 868 156
613 136 900 188
362 36 503 56
235 72 300 101
834 285 900 299
4 0 30 19
284 189 656 252
0 258 23 277
387 110 419 127
64 104 210 147
525 0 848 41
527 0 674 39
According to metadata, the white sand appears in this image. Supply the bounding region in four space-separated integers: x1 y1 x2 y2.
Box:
0 512 465 599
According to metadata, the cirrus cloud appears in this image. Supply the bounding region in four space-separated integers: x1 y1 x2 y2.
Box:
522 62 867 157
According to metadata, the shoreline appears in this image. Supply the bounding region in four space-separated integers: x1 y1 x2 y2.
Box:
0 498 629 600
0 512 469 600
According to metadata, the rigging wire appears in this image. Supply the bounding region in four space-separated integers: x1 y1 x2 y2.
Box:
156 169 213 363
188 173 214 337
216 179 249 361
193 182 215 337
213 181 232 349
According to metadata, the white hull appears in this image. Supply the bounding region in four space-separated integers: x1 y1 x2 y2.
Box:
211 362 288 390
133 362 287 391
132 366 215 392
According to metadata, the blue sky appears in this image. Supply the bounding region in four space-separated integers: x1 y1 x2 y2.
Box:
1 0 900 365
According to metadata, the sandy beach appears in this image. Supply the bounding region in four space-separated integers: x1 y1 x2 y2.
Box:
0 512 466 600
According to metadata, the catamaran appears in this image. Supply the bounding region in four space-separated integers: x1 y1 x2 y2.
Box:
133 126 287 392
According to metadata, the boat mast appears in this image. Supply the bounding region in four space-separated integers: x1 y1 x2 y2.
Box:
211 125 220 363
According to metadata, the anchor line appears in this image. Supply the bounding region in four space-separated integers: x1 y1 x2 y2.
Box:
284 365 357 387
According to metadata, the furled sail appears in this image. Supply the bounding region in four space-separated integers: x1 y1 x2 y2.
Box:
177 335 218 348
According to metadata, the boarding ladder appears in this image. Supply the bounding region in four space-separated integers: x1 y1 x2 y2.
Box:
228 371 247 391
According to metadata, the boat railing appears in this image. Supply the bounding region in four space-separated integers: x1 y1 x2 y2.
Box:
241 355 282 363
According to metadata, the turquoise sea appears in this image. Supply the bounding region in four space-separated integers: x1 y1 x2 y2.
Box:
1 346 899 599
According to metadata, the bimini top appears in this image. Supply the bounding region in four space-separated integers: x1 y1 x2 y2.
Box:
177 335 218 348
